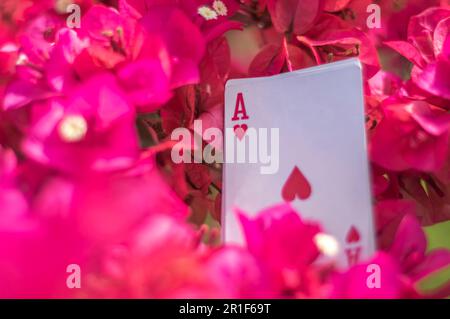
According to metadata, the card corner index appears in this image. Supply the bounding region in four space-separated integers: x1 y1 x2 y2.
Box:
225 78 241 90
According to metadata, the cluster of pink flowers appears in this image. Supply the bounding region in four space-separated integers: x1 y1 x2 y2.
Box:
0 0 449 298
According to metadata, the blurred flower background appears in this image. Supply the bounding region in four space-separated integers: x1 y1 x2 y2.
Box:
0 0 449 298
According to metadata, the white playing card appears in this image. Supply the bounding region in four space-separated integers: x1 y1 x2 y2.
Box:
222 58 376 268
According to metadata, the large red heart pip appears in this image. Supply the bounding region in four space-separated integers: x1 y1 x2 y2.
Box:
281 166 312 202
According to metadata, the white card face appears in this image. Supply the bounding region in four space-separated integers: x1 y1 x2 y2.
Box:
222 59 375 268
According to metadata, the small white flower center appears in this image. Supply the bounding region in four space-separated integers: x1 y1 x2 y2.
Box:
198 6 218 20
58 115 87 142
213 0 228 16
314 233 339 257
16 53 28 66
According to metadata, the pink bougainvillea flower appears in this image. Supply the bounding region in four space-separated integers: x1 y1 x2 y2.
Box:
75 2 171 100
22 73 140 174
267 0 323 35
323 0 351 12
340 0 442 43
388 214 450 294
298 14 380 77
370 99 450 172
161 86 197 134
399 174 450 225
238 204 324 296
1 0 450 300
45 28 90 92
238 204 321 272
178 0 241 42
2 26 91 111
128 0 241 42
385 7 450 104
329 252 418 298
79 4 144 69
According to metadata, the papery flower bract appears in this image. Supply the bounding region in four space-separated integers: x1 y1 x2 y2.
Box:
249 38 315 77
0 220 89 298
385 7 450 105
376 199 450 296
298 14 380 77
267 0 322 35
205 246 274 298
117 57 172 112
1 0 450 300
323 0 351 12
368 70 403 99
370 99 450 172
197 37 231 111
375 199 417 250
139 5 206 89
79 4 144 69
0 149 89 298
238 204 321 272
400 174 450 225
83 214 212 298
19 12 64 67
329 252 418 298
238 204 323 296
3 27 88 111
0 41 18 80
389 214 450 290
0 147 28 229
69 157 189 243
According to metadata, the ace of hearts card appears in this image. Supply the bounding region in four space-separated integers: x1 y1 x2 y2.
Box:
222 59 376 268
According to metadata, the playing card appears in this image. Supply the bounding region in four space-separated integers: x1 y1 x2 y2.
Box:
222 58 375 268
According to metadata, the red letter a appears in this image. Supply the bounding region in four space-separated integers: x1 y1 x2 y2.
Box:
232 93 249 121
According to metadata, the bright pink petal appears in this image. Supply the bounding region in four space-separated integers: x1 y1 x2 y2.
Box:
389 215 427 268
118 59 172 112
409 249 450 281
414 58 450 100
384 40 426 67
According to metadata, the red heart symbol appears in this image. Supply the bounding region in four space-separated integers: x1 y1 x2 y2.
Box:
346 226 361 243
281 166 312 201
233 124 248 141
